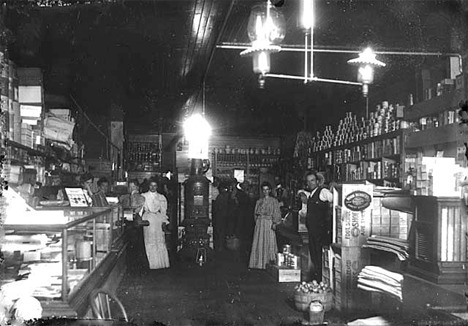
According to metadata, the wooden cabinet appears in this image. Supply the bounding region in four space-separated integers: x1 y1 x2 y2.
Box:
212 151 279 197
409 196 467 284
125 133 162 173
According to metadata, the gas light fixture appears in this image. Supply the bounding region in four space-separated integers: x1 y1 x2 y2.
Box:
239 1 286 88
238 0 385 96
183 113 212 160
347 47 386 97
217 0 465 99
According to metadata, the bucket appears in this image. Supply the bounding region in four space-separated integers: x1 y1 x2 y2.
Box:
226 237 240 251
294 291 332 312
308 301 325 325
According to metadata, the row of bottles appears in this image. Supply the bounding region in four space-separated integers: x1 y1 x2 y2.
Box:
126 141 161 171
127 142 160 153
127 151 160 163
214 146 281 155
312 101 403 152
215 153 278 167
332 136 401 164
308 135 401 169
333 160 400 183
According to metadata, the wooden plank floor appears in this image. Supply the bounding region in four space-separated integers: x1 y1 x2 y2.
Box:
117 245 467 326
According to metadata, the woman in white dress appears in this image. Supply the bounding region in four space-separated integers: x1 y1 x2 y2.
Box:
141 177 170 269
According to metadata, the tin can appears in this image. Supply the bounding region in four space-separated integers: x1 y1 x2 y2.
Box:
282 244 291 254
277 253 285 266
290 255 298 269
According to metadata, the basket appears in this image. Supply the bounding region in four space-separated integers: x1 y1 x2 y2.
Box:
294 291 332 312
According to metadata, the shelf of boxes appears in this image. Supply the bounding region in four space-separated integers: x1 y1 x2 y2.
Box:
404 86 465 149
310 130 407 187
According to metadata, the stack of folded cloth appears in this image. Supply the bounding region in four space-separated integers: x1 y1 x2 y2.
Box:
357 266 403 301
362 235 409 261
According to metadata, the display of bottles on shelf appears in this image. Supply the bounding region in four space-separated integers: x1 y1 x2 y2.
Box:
407 109 458 132
332 136 401 164
126 141 161 172
304 100 406 187
214 154 278 167
333 159 400 185
312 101 402 152
214 146 280 156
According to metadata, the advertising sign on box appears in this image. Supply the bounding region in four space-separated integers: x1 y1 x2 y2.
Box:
340 184 373 247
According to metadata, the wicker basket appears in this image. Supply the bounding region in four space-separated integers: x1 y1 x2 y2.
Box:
294 291 332 312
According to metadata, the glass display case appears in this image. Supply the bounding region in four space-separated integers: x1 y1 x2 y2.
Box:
1 205 125 317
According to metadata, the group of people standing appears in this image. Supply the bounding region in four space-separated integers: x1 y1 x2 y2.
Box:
115 169 332 280
119 177 171 270
213 170 333 282
212 181 255 253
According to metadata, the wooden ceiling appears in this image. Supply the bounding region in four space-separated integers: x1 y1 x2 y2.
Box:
5 0 467 135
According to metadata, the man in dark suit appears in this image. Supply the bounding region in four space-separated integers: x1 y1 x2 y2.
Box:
305 170 333 281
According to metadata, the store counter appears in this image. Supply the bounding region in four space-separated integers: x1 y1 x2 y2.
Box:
1 205 127 317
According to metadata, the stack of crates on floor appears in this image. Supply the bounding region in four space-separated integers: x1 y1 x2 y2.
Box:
331 183 372 312
371 195 409 240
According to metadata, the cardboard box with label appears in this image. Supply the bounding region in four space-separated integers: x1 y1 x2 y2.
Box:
266 264 301 283
334 184 373 247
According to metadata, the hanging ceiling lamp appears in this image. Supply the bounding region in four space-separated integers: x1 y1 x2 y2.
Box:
347 47 386 97
240 1 286 88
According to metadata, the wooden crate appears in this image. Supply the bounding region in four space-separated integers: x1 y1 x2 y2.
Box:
332 245 370 312
266 264 301 283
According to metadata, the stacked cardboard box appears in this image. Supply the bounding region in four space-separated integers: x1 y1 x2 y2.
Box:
20 123 33 148
371 196 409 240
18 68 44 148
333 245 370 312
332 183 372 312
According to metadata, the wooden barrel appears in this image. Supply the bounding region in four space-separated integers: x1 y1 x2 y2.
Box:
294 291 333 312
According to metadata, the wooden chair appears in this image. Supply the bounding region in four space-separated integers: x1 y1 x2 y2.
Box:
89 288 128 321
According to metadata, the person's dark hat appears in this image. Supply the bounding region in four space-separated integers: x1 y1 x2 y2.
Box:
80 172 94 183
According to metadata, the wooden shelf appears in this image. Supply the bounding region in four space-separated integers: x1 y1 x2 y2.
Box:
335 154 401 166
6 139 85 168
311 129 408 155
404 90 465 121
405 124 463 148
6 139 48 157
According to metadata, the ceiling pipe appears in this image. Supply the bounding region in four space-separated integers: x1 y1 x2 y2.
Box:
217 42 462 70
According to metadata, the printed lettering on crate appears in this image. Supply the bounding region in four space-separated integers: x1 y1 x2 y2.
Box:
340 184 373 247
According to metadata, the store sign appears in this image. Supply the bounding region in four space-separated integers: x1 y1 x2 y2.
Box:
344 191 372 211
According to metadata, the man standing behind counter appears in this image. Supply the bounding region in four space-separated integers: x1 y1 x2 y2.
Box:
304 170 333 281
92 177 110 207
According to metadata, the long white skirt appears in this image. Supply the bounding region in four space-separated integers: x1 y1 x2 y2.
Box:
142 211 170 269
248 217 277 269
